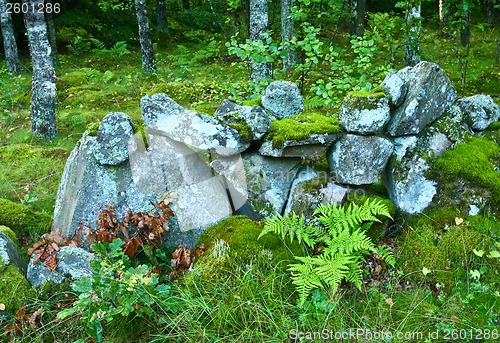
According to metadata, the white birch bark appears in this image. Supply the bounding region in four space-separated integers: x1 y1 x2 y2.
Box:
0 0 21 74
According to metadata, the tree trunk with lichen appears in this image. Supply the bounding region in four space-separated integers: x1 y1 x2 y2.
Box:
496 36 500 64
45 0 58 67
281 0 297 71
156 0 169 36
460 0 470 47
404 4 421 67
135 0 157 73
23 0 57 140
250 0 271 81
0 0 21 74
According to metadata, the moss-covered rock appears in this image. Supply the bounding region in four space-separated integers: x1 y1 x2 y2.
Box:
59 71 87 87
241 97 262 107
0 199 52 237
0 226 18 247
0 264 34 311
186 216 303 286
268 112 340 148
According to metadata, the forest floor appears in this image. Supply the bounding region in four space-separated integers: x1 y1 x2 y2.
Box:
0 25 499 342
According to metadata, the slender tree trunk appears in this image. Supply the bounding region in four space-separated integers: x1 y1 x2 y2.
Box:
460 0 470 47
404 4 421 67
135 0 157 73
181 0 190 10
281 0 297 71
249 0 271 81
348 0 357 35
355 0 366 36
0 0 21 74
45 0 58 67
156 0 170 35
486 0 496 26
23 0 57 140
496 35 500 64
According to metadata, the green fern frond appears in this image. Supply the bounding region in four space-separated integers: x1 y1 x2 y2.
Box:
288 256 324 306
259 211 315 247
323 227 374 255
374 245 396 267
90 38 106 50
312 253 353 294
345 257 363 291
362 198 393 220
111 41 131 57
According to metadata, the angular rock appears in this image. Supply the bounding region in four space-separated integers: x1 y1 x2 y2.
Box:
210 154 249 212
0 231 27 275
92 112 134 165
328 134 393 185
457 94 500 131
392 135 418 161
319 182 349 206
241 151 301 218
140 93 185 126
339 92 391 134
151 110 250 156
259 133 340 157
284 167 321 214
214 99 272 140
380 71 407 107
388 61 457 136
52 131 158 244
27 246 95 287
431 105 474 143
261 81 304 120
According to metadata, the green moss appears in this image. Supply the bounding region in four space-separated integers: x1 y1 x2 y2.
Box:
343 87 387 111
0 198 51 237
434 136 500 195
0 226 18 247
398 223 498 289
486 121 500 131
187 216 302 286
241 97 262 107
227 122 253 140
86 122 100 136
268 112 340 148
59 71 87 87
0 264 34 311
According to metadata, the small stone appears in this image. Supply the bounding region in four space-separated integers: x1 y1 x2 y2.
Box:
261 81 304 119
92 112 134 165
339 92 391 134
457 94 500 131
140 93 185 126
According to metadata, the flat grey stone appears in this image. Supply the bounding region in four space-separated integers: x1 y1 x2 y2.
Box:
261 81 304 120
92 112 134 165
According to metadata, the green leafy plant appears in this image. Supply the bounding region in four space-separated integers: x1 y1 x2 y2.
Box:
57 239 178 342
259 199 394 305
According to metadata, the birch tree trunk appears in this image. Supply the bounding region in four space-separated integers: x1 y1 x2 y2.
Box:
355 0 366 35
250 0 271 80
281 0 297 71
486 0 496 26
496 35 500 64
46 0 58 67
0 0 21 74
460 0 470 47
156 0 170 36
348 0 357 35
23 0 57 140
135 0 157 73
404 4 421 67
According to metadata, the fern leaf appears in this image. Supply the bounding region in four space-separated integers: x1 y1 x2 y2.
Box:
288 256 323 306
91 38 106 50
312 253 353 294
374 245 395 267
345 257 363 291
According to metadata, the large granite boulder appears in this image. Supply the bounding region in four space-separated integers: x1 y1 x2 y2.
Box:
259 133 340 158
92 112 134 165
380 71 407 107
27 246 95 287
328 134 393 185
457 94 500 131
388 61 457 136
339 89 391 134
214 99 272 140
140 93 185 126
151 110 250 156
261 81 304 120
383 129 452 214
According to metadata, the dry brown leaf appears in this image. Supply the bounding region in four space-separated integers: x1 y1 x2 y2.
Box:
450 315 460 322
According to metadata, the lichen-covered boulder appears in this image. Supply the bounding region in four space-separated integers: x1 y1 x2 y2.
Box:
151 110 250 156
388 61 457 136
140 93 185 126
457 94 500 131
380 71 407 107
284 167 349 216
214 99 272 140
0 198 52 237
383 129 452 214
92 112 134 165
261 81 304 120
27 246 95 287
240 151 301 218
328 134 393 185
0 231 27 275
339 88 391 134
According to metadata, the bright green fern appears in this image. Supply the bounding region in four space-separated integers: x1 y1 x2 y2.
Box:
260 198 395 306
